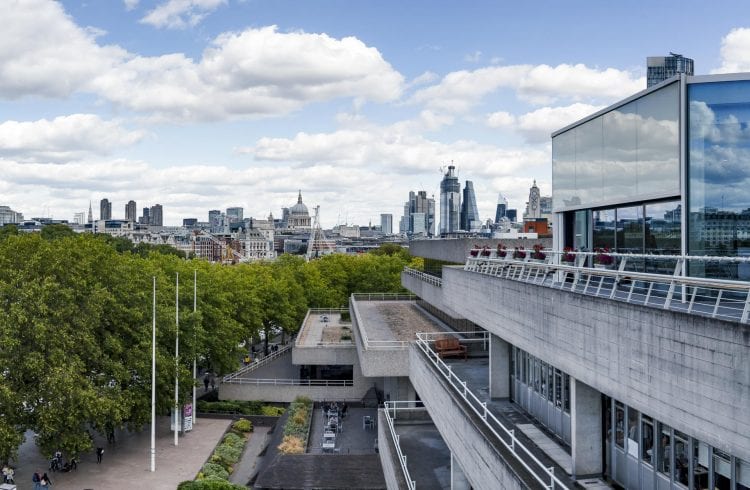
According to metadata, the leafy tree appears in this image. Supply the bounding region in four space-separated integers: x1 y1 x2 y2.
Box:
0 224 18 240
40 224 76 240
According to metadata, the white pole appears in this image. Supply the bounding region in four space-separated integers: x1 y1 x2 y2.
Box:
174 272 179 446
150 276 156 472
192 269 197 426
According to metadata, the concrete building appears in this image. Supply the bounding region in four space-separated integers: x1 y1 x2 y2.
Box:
401 190 435 237
440 165 461 235
226 207 243 223
100 198 112 221
125 200 137 222
149 204 163 226
0 205 23 225
380 213 393 235
647 53 694 88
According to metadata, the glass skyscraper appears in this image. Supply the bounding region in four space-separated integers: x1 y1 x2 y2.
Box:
439 165 460 235
460 180 480 231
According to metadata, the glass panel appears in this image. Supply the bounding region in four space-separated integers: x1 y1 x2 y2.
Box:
617 205 644 254
574 209 590 251
658 423 672 475
547 364 554 402
593 208 616 249
645 200 682 272
642 415 654 466
540 361 547 397
674 430 689 486
636 82 680 197
688 80 750 279
737 457 750 490
627 407 639 457
603 100 638 203
553 129 578 210
604 396 612 445
713 448 731 490
615 402 625 448
563 374 570 412
554 369 562 408
534 359 540 392
575 116 604 205
692 439 709 490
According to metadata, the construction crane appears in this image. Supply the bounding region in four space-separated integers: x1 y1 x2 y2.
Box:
306 205 335 260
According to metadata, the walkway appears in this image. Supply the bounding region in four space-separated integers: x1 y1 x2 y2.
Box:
229 425 270 486
10 416 229 490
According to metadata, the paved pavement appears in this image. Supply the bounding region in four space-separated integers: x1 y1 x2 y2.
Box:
10 416 229 490
229 426 270 486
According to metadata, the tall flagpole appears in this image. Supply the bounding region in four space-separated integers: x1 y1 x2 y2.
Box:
150 276 156 472
174 272 179 446
192 269 197 426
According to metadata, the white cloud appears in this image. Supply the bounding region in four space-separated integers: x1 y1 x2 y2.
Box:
712 27 750 73
412 63 644 113
0 0 125 99
124 0 139 11
464 51 482 63
140 0 226 29
0 114 145 162
486 111 516 129
490 103 604 143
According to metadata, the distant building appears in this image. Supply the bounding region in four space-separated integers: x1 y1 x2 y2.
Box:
647 53 694 87
401 190 435 237
100 198 112 221
524 180 542 220
226 207 244 223
494 193 508 223
150 204 163 226
125 200 137 222
0 205 23 225
380 214 393 235
460 180 480 232
183 218 198 227
506 209 517 222
286 191 312 230
439 165 460 235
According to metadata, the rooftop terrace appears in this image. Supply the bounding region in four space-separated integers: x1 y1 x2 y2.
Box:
296 309 354 347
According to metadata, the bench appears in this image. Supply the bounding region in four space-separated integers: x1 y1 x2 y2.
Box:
434 338 467 360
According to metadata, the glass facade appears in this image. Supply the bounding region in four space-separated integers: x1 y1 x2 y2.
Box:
605 396 749 490
553 81 680 212
688 80 750 278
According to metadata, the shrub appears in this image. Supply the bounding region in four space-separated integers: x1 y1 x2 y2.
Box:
277 435 305 454
213 444 242 466
232 418 253 433
201 462 229 480
179 478 247 490
222 432 244 448
261 405 285 416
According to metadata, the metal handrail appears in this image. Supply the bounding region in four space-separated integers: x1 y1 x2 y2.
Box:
222 378 354 386
403 267 443 287
382 401 424 490
222 343 293 382
415 335 568 490
463 255 750 324
351 293 418 301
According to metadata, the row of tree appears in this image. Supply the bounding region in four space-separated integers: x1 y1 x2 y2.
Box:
0 229 418 461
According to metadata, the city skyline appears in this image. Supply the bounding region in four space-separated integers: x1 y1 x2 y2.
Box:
3 1 750 226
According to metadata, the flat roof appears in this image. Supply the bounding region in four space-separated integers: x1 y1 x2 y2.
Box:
353 300 446 342
296 310 353 347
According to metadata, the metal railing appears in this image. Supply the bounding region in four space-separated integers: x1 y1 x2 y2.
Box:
351 293 417 301
222 343 293 382
415 330 490 350
350 294 412 350
403 267 443 287
222 378 354 387
382 401 425 490
463 252 750 324
415 334 568 490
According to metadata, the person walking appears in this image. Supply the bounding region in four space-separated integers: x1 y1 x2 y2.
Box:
41 472 52 487
96 447 104 464
32 470 42 490
203 373 210 392
210 373 216 391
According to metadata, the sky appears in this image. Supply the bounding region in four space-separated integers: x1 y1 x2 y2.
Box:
3 1 750 227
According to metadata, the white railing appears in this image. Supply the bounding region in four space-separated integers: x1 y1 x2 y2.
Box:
415 334 569 490
415 330 490 350
222 378 354 387
382 401 425 490
350 294 411 350
403 267 443 287
222 343 293 382
463 253 750 324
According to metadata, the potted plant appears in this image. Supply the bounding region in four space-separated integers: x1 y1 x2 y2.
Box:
531 244 546 261
469 245 480 257
496 244 507 258
480 246 491 257
561 246 576 263
512 246 526 260
594 247 615 268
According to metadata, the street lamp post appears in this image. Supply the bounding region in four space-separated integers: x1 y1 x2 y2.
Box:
193 269 197 426
174 272 179 446
150 276 156 472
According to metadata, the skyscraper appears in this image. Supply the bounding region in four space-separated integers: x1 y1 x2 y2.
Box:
460 180 480 231
401 191 435 237
150 204 163 226
125 200 137 222
380 214 393 235
439 165 460 235
647 53 694 87
100 198 111 220
226 207 243 222
140 207 150 225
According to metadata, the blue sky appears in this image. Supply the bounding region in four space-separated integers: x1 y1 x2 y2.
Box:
3 0 750 226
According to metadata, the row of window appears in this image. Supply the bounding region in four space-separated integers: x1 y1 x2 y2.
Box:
606 398 749 489
510 348 570 412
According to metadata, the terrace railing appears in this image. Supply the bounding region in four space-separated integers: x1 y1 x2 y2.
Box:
350 294 415 350
222 378 353 387
222 343 293 382
382 400 426 490
403 267 442 287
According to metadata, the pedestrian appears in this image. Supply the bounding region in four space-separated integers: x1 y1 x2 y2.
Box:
41 472 51 487
2 464 9 483
70 456 78 471
32 470 42 490
4 466 13 484
203 373 210 392
210 373 216 391
96 447 104 464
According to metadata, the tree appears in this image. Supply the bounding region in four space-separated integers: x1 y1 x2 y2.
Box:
40 224 76 240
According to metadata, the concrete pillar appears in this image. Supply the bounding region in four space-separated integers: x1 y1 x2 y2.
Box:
571 377 603 478
489 334 510 398
451 451 471 490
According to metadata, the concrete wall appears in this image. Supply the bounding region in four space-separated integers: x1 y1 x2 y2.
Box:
378 410 409 490
409 345 539 490
409 238 553 264
351 299 411 377
292 344 358 365
401 272 464 319
439 267 750 462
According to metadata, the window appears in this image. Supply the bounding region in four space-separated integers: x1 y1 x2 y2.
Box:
692 439 709 490
713 448 731 490
641 415 654 465
674 430 689 486
615 402 625 448
554 369 562 408
547 364 554 402
658 423 672 475
737 457 750 490
563 374 570 412
627 407 639 457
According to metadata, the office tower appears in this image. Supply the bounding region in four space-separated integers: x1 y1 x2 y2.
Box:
140 207 150 225
460 180 480 231
226 207 244 223
402 190 435 237
183 218 197 227
100 198 112 220
647 53 694 87
506 209 517 222
439 165 460 235
0 205 23 225
125 200 137 222
380 214 393 235
494 193 508 223
150 204 163 226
